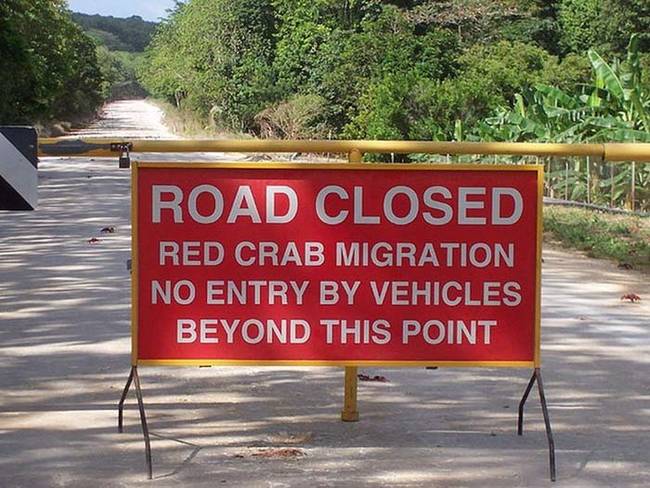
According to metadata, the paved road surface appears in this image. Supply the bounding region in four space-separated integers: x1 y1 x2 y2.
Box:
1 100 649 487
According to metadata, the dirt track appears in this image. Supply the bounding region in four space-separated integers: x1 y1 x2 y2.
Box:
1 100 649 487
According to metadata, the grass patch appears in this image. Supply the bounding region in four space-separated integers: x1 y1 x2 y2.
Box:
543 206 650 272
149 99 247 139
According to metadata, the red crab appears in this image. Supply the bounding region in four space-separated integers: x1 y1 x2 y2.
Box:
621 293 641 303
358 374 389 382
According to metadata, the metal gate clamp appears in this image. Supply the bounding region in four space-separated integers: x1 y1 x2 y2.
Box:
110 142 133 169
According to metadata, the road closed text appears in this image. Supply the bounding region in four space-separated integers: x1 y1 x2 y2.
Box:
152 183 523 226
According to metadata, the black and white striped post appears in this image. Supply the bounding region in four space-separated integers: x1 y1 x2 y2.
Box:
0 126 38 211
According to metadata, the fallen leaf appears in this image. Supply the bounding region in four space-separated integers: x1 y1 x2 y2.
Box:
255 448 304 459
234 448 306 460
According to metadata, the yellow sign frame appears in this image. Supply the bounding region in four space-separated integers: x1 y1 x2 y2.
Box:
131 161 544 369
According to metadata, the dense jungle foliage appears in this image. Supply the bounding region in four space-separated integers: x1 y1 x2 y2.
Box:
73 14 154 100
72 13 157 52
0 0 103 123
0 4 155 125
140 0 650 141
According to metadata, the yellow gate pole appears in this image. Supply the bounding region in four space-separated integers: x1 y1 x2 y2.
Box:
341 148 363 422
341 366 359 422
38 138 650 162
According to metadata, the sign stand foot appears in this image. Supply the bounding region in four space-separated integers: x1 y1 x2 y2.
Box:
518 368 556 482
117 367 153 479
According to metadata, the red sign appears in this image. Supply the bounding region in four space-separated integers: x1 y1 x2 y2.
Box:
133 163 542 367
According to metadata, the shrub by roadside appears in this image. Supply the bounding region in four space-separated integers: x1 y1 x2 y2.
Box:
150 99 247 139
544 206 650 273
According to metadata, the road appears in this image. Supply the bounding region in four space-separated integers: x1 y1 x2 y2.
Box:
1 100 649 487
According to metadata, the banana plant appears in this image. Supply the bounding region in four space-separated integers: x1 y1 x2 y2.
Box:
479 35 650 210
587 35 650 135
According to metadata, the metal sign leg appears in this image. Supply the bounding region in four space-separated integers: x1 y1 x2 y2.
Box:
117 367 153 479
518 368 556 482
536 370 556 482
118 367 134 433
517 372 537 436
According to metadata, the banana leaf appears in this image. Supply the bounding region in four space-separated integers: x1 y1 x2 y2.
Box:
588 49 625 102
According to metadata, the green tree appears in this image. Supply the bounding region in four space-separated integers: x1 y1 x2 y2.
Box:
140 0 277 131
346 73 420 140
96 47 145 99
497 0 561 54
0 0 103 123
348 39 562 142
405 0 524 44
332 6 459 136
272 0 334 96
72 13 158 52
599 0 650 54
558 0 602 53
